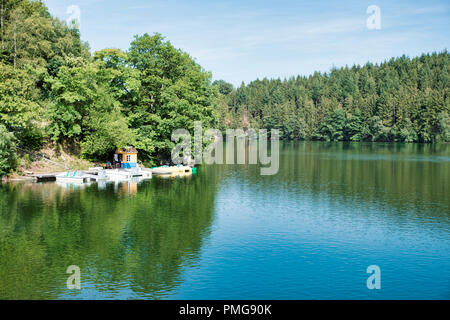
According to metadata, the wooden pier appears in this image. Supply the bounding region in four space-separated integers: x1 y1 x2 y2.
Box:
30 173 58 182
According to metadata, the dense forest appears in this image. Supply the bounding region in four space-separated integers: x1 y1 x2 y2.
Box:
215 52 450 143
0 0 449 176
0 0 216 175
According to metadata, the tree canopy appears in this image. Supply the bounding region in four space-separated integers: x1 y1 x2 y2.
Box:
217 52 450 143
0 1 217 167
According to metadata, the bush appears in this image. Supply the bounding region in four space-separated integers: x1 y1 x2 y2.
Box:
0 125 18 176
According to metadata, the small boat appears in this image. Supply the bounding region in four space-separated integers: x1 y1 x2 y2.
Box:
152 165 194 176
151 167 172 175
56 170 89 183
104 169 133 180
139 169 153 179
84 171 109 181
169 165 193 174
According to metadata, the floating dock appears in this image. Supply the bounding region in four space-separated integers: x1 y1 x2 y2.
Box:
25 166 195 184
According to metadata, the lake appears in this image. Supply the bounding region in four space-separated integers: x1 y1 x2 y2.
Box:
0 142 449 299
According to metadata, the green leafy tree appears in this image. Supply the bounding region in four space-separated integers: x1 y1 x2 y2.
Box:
212 80 233 95
0 124 17 175
436 111 450 142
316 108 346 141
46 58 136 159
0 62 42 148
398 118 418 142
46 58 99 142
126 33 216 163
345 108 364 141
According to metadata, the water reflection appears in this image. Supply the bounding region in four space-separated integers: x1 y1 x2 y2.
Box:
0 169 220 299
0 142 449 299
234 142 449 219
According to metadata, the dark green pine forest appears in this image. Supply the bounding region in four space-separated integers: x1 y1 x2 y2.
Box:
0 0 449 176
215 52 449 143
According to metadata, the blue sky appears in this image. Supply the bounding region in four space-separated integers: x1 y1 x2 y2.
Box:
43 0 450 86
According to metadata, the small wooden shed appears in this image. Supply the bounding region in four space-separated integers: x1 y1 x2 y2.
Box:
114 147 138 169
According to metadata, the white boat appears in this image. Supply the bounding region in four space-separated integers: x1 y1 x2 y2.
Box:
56 171 89 183
55 168 152 184
151 167 172 175
104 169 134 180
152 166 193 176
137 168 152 178
84 171 109 181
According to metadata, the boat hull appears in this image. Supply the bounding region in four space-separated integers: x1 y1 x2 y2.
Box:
56 176 88 183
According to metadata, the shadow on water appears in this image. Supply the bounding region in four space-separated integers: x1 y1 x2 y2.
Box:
0 166 222 299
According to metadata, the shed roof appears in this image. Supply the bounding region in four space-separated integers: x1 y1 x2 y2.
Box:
116 146 138 154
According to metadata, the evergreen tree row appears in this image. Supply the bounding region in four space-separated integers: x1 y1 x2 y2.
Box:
214 51 450 143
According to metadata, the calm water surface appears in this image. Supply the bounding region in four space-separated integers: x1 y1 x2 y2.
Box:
0 142 449 299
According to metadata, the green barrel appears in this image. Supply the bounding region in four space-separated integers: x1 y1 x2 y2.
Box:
192 167 197 174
